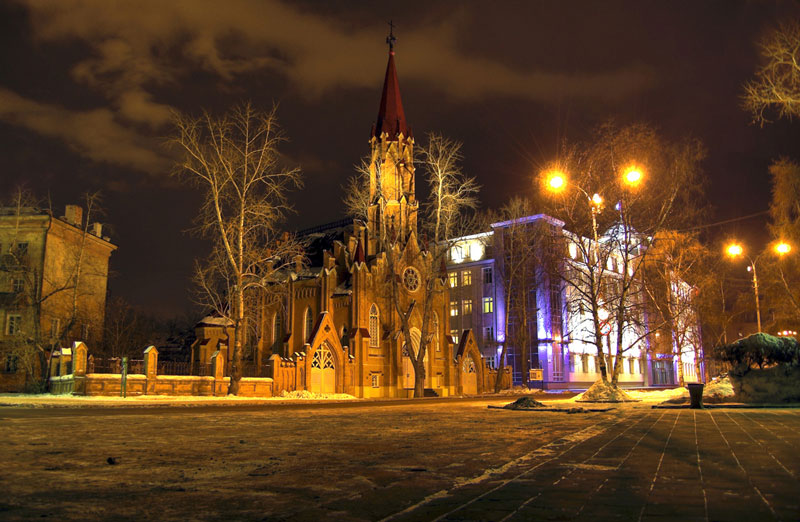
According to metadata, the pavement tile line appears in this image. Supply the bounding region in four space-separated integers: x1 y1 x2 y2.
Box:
636 410 681 522
693 410 710 522
568 410 669 521
377 414 637 522
707 411 779 520
725 411 797 480
499 413 665 522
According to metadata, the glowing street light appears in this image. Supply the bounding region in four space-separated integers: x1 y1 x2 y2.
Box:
726 243 743 257
591 193 603 206
545 170 567 193
725 241 793 333
623 166 643 187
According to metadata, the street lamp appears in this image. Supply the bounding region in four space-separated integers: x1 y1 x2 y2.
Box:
725 241 793 333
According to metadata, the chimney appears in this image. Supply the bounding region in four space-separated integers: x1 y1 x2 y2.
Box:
64 205 83 227
91 222 103 237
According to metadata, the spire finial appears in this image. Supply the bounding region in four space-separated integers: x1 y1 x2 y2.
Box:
386 20 396 53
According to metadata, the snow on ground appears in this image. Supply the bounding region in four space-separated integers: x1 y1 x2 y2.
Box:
0 391 356 407
572 380 637 402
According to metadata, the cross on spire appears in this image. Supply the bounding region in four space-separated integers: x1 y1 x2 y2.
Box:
386 20 396 52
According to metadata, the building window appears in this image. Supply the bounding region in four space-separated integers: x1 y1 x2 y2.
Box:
14 242 28 256
483 297 493 314
581 353 589 373
50 319 60 339
4 354 18 373
6 314 22 336
448 272 458 288
463 299 473 315
628 357 634 374
12 278 24 293
369 304 379 348
304 307 314 342
569 353 576 372
451 330 459 345
483 267 493 284
462 271 472 286
371 373 380 388
484 326 494 343
450 301 459 317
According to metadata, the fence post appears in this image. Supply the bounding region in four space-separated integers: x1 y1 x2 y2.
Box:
143 346 158 395
72 342 88 376
211 350 225 395
143 346 159 378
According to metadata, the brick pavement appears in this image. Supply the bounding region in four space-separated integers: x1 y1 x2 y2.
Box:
385 409 800 522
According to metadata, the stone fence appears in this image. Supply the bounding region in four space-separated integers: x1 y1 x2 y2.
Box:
49 343 275 397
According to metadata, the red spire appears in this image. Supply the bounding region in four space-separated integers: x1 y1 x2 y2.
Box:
373 49 410 140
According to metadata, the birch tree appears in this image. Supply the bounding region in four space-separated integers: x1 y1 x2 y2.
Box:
743 21 800 125
172 103 303 395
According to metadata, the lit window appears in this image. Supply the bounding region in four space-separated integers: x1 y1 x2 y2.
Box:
568 242 577 260
483 267 493 284
450 301 459 317
369 304 379 348
462 271 472 286
451 245 465 263
463 299 473 315
483 297 493 314
6 314 22 336
448 272 458 287
450 330 459 345
371 373 380 388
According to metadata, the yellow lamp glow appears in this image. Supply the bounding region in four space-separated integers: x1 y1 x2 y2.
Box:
623 166 643 186
775 242 792 256
546 170 566 192
591 193 603 206
726 243 743 257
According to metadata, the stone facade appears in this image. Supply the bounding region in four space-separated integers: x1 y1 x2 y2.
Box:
190 46 509 398
0 204 116 391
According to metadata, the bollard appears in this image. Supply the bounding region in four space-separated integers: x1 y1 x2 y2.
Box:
687 382 704 409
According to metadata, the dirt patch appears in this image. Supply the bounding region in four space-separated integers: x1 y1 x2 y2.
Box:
501 396 546 410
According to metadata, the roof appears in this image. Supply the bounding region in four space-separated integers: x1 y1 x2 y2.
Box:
372 50 410 140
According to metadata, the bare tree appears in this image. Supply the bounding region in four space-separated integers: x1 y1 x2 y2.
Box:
491 197 544 391
743 21 800 125
171 103 303 395
642 231 708 385
541 123 705 387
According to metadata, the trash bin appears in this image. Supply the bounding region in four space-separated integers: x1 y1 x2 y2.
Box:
687 382 704 409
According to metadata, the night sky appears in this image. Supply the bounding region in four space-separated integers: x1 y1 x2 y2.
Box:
1 0 799 317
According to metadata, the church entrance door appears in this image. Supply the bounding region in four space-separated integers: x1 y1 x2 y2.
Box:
310 345 335 394
462 354 478 395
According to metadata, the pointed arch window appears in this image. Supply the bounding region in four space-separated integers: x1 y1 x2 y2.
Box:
304 307 314 343
273 313 282 344
432 312 440 352
369 304 379 348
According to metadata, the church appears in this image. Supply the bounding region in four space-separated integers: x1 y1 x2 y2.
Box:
249 37 508 398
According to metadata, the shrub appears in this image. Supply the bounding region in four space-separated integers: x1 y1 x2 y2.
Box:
714 333 800 375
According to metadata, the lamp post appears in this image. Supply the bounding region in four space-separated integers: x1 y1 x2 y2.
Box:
726 241 792 333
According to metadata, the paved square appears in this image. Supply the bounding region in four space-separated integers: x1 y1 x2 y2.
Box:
1 400 799 521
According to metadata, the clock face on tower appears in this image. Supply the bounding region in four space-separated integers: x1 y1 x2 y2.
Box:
403 267 420 292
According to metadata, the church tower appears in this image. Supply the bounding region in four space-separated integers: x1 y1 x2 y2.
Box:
366 29 417 256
